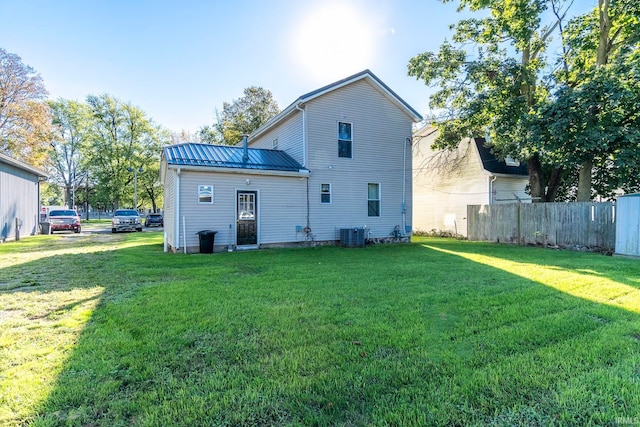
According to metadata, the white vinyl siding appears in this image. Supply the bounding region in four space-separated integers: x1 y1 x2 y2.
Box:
493 177 530 203
304 79 414 240
161 74 418 249
163 165 176 248
412 131 529 237
0 159 41 241
169 170 306 252
248 112 304 164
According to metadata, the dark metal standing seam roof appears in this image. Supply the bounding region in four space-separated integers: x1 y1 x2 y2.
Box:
474 138 529 175
163 143 306 172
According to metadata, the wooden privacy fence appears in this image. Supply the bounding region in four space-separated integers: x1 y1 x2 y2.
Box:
467 202 616 249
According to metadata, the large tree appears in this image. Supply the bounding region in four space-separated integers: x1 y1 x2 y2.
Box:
199 86 279 145
0 47 53 166
409 0 566 202
86 94 168 210
408 0 639 202
539 0 640 200
48 99 93 208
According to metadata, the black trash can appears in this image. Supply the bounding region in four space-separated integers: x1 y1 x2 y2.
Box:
196 230 217 253
40 222 51 235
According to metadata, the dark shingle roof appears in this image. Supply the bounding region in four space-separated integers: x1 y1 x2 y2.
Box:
163 143 305 172
474 138 528 176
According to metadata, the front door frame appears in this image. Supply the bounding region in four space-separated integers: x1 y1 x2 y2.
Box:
236 190 259 247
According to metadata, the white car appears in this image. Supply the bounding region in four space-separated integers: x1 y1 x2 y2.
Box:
111 209 142 233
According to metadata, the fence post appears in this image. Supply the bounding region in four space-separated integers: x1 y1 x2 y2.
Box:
517 202 521 245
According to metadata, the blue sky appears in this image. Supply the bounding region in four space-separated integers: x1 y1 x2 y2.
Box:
1 0 595 134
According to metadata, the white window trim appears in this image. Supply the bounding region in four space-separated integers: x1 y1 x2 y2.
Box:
198 184 214 204
368 182 381 217
338 121 353 159
505 156 520 167
272 138 278 149
321 183 331 204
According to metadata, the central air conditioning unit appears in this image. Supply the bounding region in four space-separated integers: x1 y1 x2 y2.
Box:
340 228 365 248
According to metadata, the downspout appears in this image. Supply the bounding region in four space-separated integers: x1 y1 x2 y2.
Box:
296 103 310 231
295 103 307 167
306 176 310 230
489 175 497 204
175 168 181 251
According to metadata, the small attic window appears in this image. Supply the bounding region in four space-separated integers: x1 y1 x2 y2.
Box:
505 156 520 167
273 138 278 149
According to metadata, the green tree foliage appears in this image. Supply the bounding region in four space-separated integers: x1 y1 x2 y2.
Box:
86 94 168 210
409 0 564 202
199 86 279 145
0 47 53 166
409 0 639 201
48 99 93 208
539 0 640 200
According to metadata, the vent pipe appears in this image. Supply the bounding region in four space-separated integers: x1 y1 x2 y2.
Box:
242 135 249 163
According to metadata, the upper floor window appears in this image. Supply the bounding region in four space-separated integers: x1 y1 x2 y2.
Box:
368 183 380 217
272 138 278 149
321 183 331 204
198 185 213 204
505 156 520 167
338 122 352 158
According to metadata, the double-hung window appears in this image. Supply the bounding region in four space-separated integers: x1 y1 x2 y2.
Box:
198 185 213 204
321 183 331 204
338 122 352 158
368 183 380 217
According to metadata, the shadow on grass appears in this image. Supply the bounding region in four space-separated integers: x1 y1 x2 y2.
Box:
2 237 639 426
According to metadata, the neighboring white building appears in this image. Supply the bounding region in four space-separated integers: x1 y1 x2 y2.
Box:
0 152 48 242
412 126 529 237
615 193 640 258
160 70 422 253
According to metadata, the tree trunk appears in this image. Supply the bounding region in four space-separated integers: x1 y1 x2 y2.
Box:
577 0 610 200
528 154 546 203
65 184 72 208
545 166 564 202
577 159 593 201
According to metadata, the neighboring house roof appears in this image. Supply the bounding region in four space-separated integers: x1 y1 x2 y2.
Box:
163 143 306 172
473 138 528 176
251 69 423 141
0 151 48 178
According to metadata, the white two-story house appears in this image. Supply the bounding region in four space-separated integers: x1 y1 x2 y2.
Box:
160 70 422 253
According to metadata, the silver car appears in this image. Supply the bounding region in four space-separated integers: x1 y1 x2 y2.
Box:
111 209 143 233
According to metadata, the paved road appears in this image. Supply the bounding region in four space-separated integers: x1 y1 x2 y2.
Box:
88 226 164 234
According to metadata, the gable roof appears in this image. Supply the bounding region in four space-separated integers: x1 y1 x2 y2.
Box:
251 69 422 141
163 143 306 172
0 151 48 179
473 138 528 176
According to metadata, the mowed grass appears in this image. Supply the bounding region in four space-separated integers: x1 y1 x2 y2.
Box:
1 233 640 426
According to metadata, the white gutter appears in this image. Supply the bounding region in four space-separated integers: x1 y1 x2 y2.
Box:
175 168 181 250
295 103 307 167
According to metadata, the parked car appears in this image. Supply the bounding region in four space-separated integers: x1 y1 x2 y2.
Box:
111 209 142 233
145 213 163 228
48 209 81 234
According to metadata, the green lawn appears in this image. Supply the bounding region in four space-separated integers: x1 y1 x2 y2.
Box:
1 233 639 426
